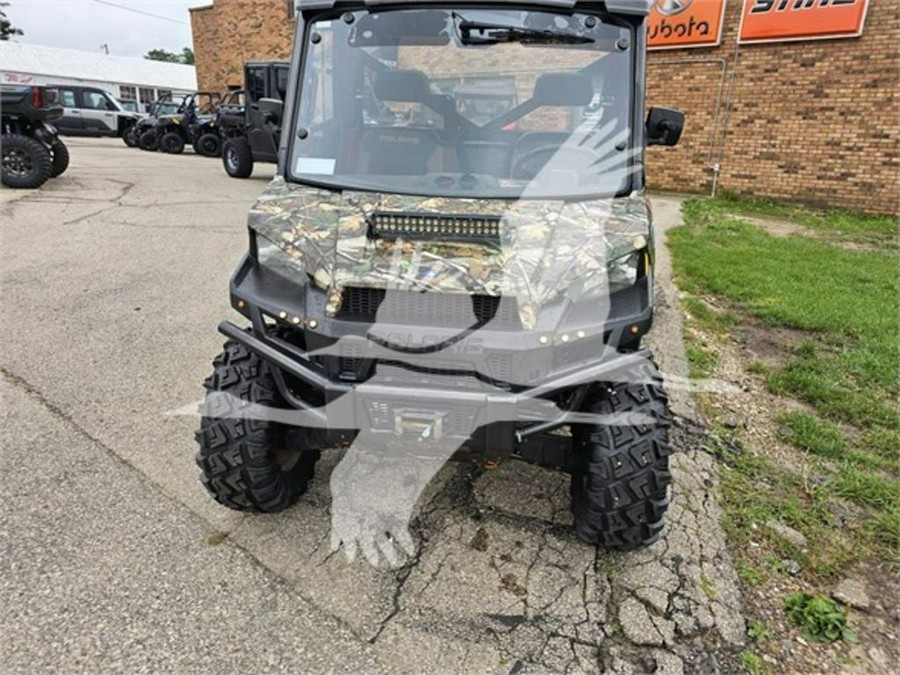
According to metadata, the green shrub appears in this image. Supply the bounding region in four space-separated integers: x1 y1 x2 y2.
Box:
784 593 856 642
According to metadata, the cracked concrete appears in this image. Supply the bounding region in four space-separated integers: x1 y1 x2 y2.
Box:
0 140 745 672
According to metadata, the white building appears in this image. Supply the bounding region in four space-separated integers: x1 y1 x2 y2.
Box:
0 41 197 107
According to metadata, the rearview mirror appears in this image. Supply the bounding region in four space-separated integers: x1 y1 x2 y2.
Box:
374 70 431 103
258 98 284 125
646 107 684 147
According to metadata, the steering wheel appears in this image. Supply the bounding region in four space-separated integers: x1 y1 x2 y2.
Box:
511 145 598 182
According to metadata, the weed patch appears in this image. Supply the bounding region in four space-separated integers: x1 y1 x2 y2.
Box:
784 593 856 643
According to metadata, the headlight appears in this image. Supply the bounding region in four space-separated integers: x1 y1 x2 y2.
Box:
605 232 648 292
256 234 307 282
607 249 641 292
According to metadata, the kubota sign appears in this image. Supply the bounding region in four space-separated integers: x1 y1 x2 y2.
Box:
648 0 727 50
739 0 871 44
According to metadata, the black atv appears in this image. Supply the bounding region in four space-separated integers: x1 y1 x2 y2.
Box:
144 91 223 157
196 1 686 554
1 85 70 189
218 61 290 178
134 97 186 151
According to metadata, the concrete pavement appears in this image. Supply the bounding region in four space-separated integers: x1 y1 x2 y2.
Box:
0 138 744 673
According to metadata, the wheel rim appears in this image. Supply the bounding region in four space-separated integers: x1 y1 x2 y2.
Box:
3 148 35 177
226 147 239 172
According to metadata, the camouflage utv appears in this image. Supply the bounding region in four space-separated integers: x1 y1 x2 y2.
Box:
196 0 685 552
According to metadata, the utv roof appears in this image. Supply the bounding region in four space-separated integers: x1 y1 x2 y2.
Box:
294 0 653 16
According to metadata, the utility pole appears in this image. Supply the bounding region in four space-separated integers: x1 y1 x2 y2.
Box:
100 43 110 55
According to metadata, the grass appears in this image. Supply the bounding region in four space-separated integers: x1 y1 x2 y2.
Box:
669 196 900 573
748 619 771 644
685 341 718 378
739 650 768 675
711 191 899 248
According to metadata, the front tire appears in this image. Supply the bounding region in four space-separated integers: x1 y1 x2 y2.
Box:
571 357 673 551
123 125 139 148
222 137 253 178
160 132 186 155
195 133 222 158
196 340 320 512
139 130 159 151
49 140 70 178
1 135 53 189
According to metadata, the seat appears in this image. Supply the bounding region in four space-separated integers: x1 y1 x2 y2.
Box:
362 128 438 175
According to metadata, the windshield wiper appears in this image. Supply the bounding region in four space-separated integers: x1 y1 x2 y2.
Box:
456 18 594 46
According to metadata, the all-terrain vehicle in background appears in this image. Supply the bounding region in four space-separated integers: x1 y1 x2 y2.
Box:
196 0 685 551
131 96 186 150
140 91 223 156
1 85 70 189
217 61 290 178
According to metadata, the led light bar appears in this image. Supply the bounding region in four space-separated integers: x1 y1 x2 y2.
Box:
368 212 501 244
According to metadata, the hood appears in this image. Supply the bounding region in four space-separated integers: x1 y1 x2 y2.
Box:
249 178 650 329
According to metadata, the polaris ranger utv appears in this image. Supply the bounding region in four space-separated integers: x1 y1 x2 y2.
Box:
132 96 187 151
142 91 223 156
196 0 684 551
1 85 70 189
218 61 291 178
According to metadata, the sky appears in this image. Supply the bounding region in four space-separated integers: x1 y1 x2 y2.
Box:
5 0 197 59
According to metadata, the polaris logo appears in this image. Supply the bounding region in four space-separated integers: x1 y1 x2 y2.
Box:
750 0 857 12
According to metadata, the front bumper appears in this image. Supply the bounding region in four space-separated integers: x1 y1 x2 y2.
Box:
219 254 654 452
220 319 653 452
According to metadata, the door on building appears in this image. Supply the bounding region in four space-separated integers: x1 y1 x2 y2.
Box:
53 87 83 133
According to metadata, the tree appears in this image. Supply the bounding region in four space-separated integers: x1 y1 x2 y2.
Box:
1 1 23 41
144 47 195 65
144 48 183 63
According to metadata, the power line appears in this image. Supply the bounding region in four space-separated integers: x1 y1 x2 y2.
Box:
90 0 189 26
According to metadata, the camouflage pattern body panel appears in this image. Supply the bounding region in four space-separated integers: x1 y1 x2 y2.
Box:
249 178 651 328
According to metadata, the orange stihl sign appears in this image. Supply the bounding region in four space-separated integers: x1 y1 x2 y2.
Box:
739 0 870 44
648 0 727 50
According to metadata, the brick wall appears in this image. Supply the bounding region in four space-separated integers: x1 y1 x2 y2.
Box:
647 1 899 214
189 0 294 92
191 1 899 214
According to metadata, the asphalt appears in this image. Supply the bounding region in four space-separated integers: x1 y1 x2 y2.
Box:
0 138 744 673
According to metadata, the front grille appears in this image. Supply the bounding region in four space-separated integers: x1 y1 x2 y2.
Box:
339 287 520 329
376 355 512 389
369 211 501 244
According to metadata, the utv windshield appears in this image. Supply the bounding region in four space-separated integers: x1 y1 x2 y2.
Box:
290 8 634 199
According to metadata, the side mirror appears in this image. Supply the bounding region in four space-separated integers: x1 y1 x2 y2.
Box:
646 107 684 147
258 98 284 125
